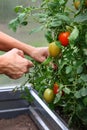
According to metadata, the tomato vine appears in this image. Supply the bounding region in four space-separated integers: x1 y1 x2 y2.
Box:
9 0 87 129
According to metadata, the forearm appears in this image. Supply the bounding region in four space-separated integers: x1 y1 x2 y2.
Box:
0 31 35 56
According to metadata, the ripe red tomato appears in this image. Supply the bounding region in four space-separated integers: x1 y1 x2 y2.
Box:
58 32 70 47
53 83 59 94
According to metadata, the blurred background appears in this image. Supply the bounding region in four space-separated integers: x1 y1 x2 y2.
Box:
0 0 48 86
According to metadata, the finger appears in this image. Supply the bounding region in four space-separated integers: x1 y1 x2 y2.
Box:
27 60 34 68
13 48 24 58
24 61 34 74
17 50 25 58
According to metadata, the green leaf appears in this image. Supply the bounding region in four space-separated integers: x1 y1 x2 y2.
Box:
29 26 44 34
55 14 70 23
14 5 24 13
41 57 52 65
74 91 81 99
74 11 87 23
21 21 28 26
83 97 87 106
50 20 62 27
45 30 53 43
63 87 71 94
77 66 83 74
65 66 72 74
85 32 87 44
59 0 65 5
69 26 79 43
55 41 62 48
80 74 87 82
8 18 19 32
74 87 87 99
18 13 26 22
53 92 61 104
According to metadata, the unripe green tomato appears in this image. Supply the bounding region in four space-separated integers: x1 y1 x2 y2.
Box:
43 88 54 103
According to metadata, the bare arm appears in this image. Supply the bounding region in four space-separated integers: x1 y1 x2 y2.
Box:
0 31 49 62
0 31 35 56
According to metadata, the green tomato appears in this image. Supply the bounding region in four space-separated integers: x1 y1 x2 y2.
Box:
43 88 54 103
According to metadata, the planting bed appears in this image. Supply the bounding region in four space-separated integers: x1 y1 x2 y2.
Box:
0 86 38 130
0 85 69 130
0 114 38 130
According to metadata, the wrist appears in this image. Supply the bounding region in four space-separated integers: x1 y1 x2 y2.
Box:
0 55 7 74
23 44 36 57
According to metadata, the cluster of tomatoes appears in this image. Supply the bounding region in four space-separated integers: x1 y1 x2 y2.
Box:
48 31 70 58
43 83 59 103
43 31 70 103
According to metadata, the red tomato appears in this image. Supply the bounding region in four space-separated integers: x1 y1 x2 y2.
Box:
58 32 70 47
53 83 59 94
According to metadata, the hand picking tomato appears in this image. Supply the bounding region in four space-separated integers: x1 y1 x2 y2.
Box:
49 42 61 57
43 88 54 103
53 83 59 94
58 32 70 47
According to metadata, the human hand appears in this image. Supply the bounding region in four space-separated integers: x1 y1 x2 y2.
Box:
0 48 34 79
30 47 49 62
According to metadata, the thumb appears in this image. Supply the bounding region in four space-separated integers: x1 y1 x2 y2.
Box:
17 49 25 58
28 60 34 67
40 56 46 63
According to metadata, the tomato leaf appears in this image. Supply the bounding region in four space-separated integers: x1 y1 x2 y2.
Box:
41 57 52 65
77 66 83 74
63 87 71 94
74 11 87 23
8 18 19 32
65 66 72 74
29 26 44 34
55 41 62 48
80 74 87 82
69 26 79 43
74 87 87 99
53 92 62 104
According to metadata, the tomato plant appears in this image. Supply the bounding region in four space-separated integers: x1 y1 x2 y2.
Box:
58 32 70 47
9 0 87 129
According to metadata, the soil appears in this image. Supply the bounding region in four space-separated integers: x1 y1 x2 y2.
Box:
0 114 39 130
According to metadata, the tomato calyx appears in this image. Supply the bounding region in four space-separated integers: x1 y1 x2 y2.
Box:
58 32 70 47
